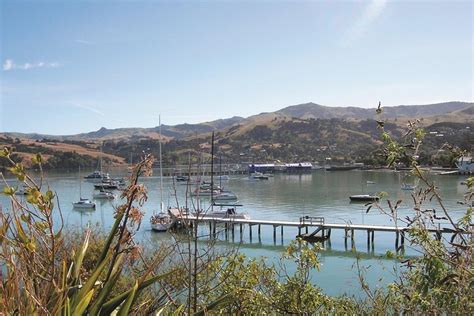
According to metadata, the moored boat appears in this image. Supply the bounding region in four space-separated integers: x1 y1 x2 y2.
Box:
249 172 269 180
73 198 96 209
401 183 416 190
150 211 173 232
93 189 116 200
349 194 379 202
213 191 238 201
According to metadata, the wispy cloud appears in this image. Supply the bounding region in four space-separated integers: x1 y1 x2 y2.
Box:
69 102 105 116
340 0 388 47
74 39 93 45
2 59 61 71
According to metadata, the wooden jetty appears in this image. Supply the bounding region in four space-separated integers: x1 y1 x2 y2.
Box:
169 210 468 249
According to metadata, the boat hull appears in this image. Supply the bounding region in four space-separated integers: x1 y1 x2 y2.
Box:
349 195 379 202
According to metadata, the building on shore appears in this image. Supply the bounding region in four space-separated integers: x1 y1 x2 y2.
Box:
248 163 275 174
285 162 313 173
456 156 473 174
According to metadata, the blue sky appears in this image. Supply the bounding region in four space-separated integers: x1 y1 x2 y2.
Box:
1 0 472 135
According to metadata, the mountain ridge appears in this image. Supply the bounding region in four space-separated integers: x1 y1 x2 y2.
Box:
2 101 472 141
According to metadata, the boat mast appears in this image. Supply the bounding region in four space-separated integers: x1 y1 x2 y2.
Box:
219 152 222 189
100 142 103 175
79 165 82 199
210 132 214 210
159 115 164 213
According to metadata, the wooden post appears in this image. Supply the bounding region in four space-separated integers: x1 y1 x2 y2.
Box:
258 224 261 236
249 224 253 241
281 225 283 237
231 224 235 240
240 223 243 238
273 226 277 242
327 228 331 239
298 226 301 236
209 222 212 235
344 229 348 250
401 232 405 246
212 222 216 237
305 226 308 234
367 230 370 247
371 231 374 244
395 232 399 249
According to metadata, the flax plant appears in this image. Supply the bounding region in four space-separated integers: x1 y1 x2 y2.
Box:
0 150 176 314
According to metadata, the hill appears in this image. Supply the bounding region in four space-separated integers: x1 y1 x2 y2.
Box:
1 101 472 169
1 101 471 142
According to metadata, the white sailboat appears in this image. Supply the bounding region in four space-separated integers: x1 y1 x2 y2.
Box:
150 116 173 232
84 143 109 182
73 167 96 209
193 132 249 220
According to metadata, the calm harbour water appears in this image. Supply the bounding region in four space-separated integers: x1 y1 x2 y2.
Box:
1 169 469 297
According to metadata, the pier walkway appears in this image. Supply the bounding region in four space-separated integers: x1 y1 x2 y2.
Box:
169 210 467 249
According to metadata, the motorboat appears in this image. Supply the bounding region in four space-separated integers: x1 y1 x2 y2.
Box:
349 194 379 202
401 183 416 190
176 175 189 182
249 172 269 180
366 181 376 184
93 189 116 200
73 198 96 209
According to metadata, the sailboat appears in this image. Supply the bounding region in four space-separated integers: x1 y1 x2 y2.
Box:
150 116 173 232
193 132 249 220
84 143 109 182
73 167 96 209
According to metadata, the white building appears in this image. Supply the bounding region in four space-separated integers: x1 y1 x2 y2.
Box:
456 156 474 174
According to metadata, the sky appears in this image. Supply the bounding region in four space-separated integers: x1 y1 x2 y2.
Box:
1 0 472 135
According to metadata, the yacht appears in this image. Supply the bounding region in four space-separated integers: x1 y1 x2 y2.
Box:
73 198 96 209
93 189 116 200
150 210 173 232
213 191 238 201
75 167 96 209
150 116 174 232
84 171 110 183
94 180 119 190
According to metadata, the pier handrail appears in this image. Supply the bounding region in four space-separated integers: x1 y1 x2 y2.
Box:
300 216 324 226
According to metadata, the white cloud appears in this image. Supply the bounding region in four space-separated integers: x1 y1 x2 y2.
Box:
2 59 61 71
340 0 388 47
69 102 105 116
75 39 93 45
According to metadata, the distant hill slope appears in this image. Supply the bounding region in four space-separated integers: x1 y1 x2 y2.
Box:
276 101 472 120
1 101 471 142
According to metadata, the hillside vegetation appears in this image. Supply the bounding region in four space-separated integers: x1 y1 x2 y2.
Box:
1 101 472 169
